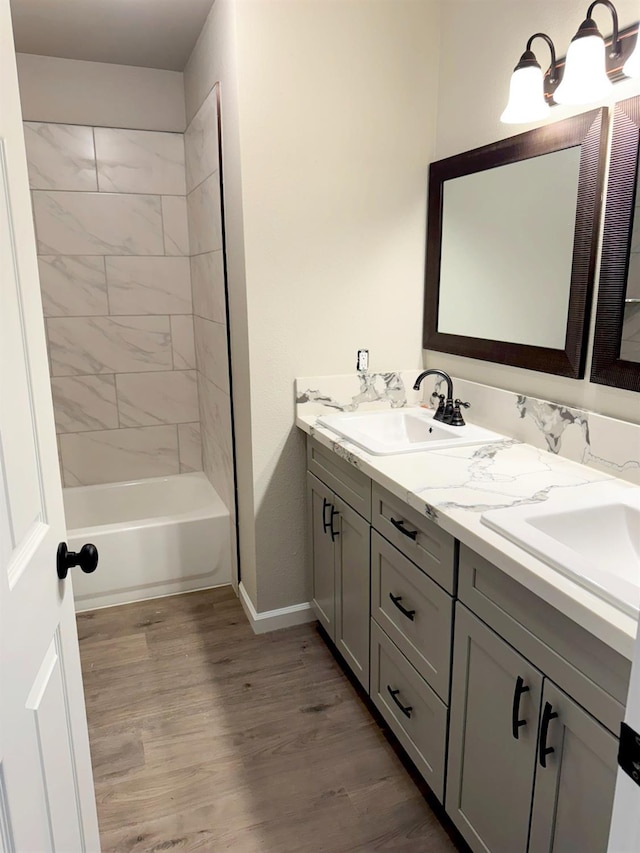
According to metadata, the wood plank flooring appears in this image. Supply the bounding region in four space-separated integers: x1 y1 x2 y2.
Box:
78 587 464 853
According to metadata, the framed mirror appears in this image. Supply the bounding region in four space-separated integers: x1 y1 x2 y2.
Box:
590 95 640 394
423 109 607 378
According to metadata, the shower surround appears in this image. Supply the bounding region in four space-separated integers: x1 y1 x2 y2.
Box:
25 121 202 486
184 85 235 519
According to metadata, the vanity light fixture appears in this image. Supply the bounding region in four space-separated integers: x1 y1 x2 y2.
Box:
554 0 620 105
500 33 558 124
501 4 639 123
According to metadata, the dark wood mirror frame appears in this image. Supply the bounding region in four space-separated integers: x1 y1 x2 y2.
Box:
590 95 640 394
423 109 607 379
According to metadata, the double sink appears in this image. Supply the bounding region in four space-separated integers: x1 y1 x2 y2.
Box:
317 406 640 619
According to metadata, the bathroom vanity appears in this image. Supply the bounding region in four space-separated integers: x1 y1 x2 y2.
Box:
297 377 638 853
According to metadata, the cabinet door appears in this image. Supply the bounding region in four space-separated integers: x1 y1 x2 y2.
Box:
333 494 371 691
447 604 543 853
528 680 618 853
307 472 336 640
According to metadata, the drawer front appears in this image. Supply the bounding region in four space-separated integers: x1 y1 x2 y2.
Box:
370 620 447 802
307 436 371 520
458 545 630 734
371 530 453 702
372 482 456 593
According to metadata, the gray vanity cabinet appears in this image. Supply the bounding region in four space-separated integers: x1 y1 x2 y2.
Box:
306 452 371 691
307 472 337 638
449 556 622 853
332 492 370 690
305 436 625 853
528 681 617 853
447 604 543 853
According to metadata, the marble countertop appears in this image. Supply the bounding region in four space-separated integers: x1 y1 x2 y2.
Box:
296 406 639 660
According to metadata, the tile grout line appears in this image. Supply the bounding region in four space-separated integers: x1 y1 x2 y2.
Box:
50 367 195 378
30 187 186 197
91 126 100 192
186 166 219 199
102 255 112 317
113 372 124 429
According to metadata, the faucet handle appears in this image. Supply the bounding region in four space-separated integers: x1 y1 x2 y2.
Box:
431 393 446 422
451 399 470 427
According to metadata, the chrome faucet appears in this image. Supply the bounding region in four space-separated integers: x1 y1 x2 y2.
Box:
412 369 470 426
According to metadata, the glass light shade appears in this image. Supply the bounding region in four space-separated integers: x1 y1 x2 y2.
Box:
500 65 551 124
554 33 613 105
623 37 640 78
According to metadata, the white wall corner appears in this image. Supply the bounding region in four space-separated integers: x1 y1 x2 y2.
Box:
238 582 315 635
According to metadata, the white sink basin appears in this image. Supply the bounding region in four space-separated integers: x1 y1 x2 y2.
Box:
482 482 640 617
316 408 504 455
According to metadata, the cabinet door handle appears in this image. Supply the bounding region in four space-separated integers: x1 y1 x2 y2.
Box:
389 593 416 621
390 518 418 540
322 497 332 535
387 686 413 719
511 676 530 739
329 506 340 541
538 701 558 768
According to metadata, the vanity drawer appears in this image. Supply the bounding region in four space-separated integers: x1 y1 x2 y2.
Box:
370 620 447 802
458 544 630 734
372 482 456 593
307 436 371 520
371 530 453 702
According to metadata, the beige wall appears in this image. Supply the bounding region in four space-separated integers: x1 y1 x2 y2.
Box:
237 0 441 612
16 54 186 132
428 0 640 424
186 0 441 612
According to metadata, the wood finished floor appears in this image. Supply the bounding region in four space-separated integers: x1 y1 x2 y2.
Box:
78 587 463 853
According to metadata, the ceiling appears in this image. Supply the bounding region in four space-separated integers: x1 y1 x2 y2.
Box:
10 0 215 71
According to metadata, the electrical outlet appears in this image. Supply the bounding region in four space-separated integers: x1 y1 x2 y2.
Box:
356 349 369 372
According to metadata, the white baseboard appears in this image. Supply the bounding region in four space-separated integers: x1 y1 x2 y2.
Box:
238 582 315 634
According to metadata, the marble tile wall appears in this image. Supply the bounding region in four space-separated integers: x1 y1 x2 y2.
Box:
25 121 203 485
184 89 235 515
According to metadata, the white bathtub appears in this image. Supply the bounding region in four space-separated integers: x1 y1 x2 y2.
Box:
64 472 232 611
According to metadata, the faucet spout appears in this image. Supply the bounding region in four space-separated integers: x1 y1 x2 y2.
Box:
412 369 453 400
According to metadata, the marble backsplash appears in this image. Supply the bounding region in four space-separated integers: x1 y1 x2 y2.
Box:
295 371 640 486
25 120 201 485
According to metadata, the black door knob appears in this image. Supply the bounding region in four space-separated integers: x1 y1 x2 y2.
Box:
57 542 99 580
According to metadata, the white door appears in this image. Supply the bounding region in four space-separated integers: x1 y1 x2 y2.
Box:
608 626 640 853
0 1 101 850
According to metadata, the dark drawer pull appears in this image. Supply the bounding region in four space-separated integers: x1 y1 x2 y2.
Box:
539 701 558 768
390 518 418 540
322 497 331 535
329 506 340 541
389 593 415 621
511 676 530 739
387 686 412 719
